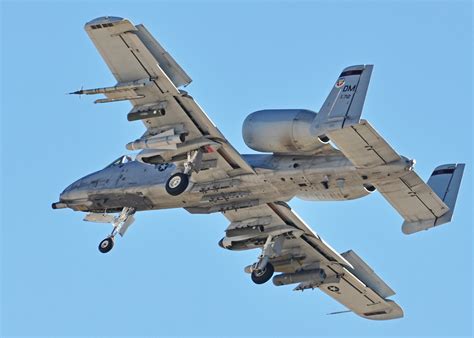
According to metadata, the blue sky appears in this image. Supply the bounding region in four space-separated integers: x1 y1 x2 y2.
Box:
1 1 472 337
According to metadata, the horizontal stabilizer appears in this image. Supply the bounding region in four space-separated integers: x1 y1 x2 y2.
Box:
402 163 465 234
328 120 401 168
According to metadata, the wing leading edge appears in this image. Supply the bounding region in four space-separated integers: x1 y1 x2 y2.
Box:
221 202 403 320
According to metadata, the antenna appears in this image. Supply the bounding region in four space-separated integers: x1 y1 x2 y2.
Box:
326 310 352 316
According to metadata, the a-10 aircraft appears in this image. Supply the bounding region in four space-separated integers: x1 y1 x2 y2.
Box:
53 16 465 321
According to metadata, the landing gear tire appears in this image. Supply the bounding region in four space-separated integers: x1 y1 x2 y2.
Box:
251 263 274 284
98 237 114 253
166 173 189 196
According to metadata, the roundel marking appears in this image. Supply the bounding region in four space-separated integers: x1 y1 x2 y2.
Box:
335 78 345 88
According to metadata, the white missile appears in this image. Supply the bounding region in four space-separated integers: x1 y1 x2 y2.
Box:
126 129 185 151
69 77 156 95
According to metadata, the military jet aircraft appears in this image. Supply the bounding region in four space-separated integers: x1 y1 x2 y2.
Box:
53 16 465 320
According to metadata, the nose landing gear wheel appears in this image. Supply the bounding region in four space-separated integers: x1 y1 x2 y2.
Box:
166 173 189 196
98 237 114 253
251 263 274 284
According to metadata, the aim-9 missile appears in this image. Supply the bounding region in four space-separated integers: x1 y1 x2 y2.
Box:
69 77 156 95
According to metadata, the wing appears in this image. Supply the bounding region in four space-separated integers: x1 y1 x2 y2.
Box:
83 16 254 181
221 202 403 320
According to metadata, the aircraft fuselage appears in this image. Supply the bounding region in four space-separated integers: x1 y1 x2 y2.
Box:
57 152 412 214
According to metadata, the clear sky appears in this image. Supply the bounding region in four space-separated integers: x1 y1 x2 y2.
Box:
1 1 472 337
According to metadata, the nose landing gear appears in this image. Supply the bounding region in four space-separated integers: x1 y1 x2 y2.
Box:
98 236 114 253
98 207 135 254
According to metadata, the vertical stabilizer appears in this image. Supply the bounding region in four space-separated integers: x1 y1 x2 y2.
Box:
311 65 373 137
402 163 465 234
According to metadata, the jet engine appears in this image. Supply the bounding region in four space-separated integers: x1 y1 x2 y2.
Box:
242 109 327 153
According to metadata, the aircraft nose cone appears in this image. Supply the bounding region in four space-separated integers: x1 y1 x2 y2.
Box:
60 189 80 202
59 181 86 202
59 189 72 201
59 184 74 200
53 180 90 210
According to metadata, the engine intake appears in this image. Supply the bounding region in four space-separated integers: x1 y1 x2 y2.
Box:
242 109 326 153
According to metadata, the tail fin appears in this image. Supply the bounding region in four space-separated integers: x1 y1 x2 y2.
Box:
311 65 373 138
402 163 465 234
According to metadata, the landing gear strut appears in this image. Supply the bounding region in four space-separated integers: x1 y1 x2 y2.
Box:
248 235 284 284
98 207 135 254
165 150 202 196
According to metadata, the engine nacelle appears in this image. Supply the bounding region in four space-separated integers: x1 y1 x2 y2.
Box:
242 109 325 153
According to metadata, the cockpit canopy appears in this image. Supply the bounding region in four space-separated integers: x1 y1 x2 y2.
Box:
106 155 132 168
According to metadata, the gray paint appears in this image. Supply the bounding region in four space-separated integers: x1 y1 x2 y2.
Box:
53 17 466 321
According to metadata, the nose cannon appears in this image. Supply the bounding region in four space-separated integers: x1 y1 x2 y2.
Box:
51 202 67 209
